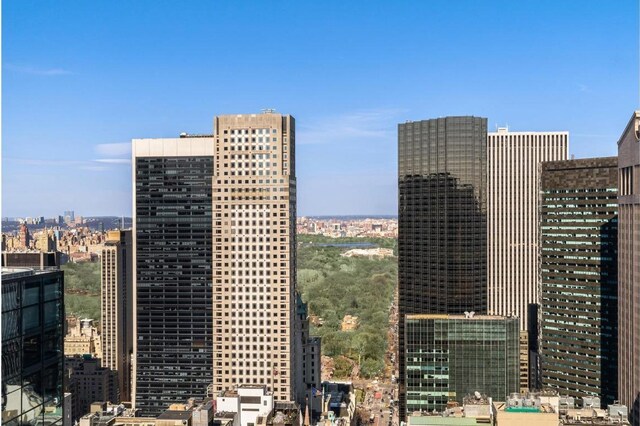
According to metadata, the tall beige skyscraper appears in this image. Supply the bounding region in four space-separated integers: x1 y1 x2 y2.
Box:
101 229 133 402
488 128 569 329
617 111 640 426
211 112 297 402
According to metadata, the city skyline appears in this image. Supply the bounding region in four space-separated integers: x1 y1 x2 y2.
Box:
3 1 638 217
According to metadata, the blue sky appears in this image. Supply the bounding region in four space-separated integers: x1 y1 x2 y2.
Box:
2 1 638 217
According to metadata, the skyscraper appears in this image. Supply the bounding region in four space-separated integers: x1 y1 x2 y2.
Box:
132 136 214 416
617 111 640 426
398 116 488 420
405 314 519 413
132 112 303 414
101 229 133 402
487 128 569 391
488 128 569 328
2 267 65 425
210 112 297 402
539 157 618 405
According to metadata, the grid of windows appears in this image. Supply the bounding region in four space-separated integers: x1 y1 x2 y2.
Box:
135 156 213 416
405 316 519 413
101 230 132 402
539 157 618 405
212 114 296 402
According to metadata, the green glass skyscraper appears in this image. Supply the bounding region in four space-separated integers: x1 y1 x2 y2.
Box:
540 157 618 405
405 314 519 413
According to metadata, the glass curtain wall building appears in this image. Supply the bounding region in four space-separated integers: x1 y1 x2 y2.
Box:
540 157 618 405
398 116 488 420
1 268 65 426
405 314 519 413
132 137 214 416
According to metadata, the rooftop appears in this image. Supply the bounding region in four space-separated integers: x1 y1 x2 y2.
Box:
407 313 514 320
2 267 58 280
214 412 236 419
157 411 193 420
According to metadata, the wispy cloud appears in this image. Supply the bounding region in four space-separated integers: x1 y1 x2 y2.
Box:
79 165 109 171
95 143 131 157
298 108 406 145
95 158 131 164
93 143 131 165
5 64 73 76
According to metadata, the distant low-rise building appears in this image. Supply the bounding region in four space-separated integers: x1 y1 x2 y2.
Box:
320 382 356 426
407 393 494 426
65 317 102 359
340 248 394 259
340 315 359 332
492 392 559 426
216 386 273 426
65 356 119 421
256 401 300 426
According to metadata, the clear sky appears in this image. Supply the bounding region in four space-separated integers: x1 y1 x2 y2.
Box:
2 1 638 218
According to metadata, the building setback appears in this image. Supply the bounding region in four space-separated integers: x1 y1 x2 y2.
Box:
210 113 297 402
101 229 133 402
539 157 618 405
132 136 215 416
617 111 640 426
398 116 488 420
404 314 519 413
1 268 65 425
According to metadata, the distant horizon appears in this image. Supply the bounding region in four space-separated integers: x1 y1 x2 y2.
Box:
2 213 399 221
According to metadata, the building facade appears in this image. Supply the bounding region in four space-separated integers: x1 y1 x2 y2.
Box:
487 128 568 393
404 314 519 413
2 268 65 425
132 136 215 415
618 111 640 426
210 113 297 402
539 157 618 405
398 116 488 420
488 129 568 329
101 229 133 402
64 356 119 421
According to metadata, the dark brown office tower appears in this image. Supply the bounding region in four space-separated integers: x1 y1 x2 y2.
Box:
539 157 618 406
618 111 640 426
398 116 488 420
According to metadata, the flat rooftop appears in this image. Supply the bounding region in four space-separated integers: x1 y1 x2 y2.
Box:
157 411 192 420
2 267 57 280
407 314 513 320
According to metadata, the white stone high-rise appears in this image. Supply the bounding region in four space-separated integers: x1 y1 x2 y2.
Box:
488 128 569 329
